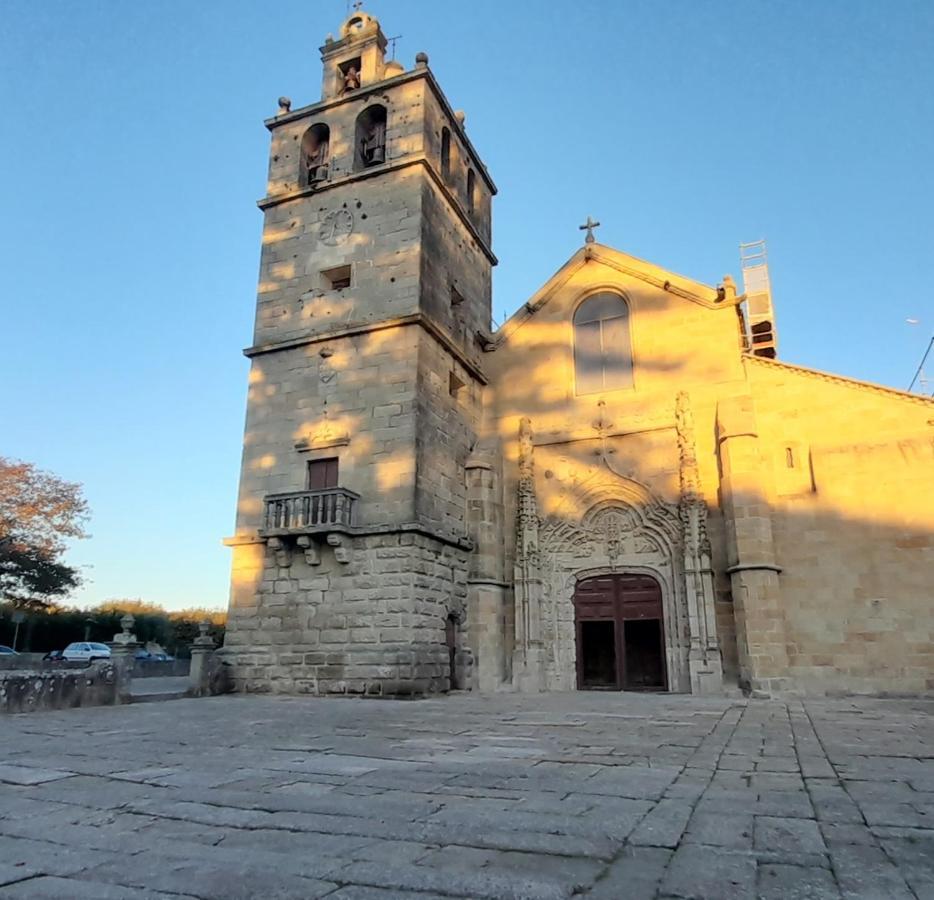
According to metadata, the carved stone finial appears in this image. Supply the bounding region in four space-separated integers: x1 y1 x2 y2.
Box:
454 110 466 128
277 96 292 114
718 274 737 303
415 51 429 68
120 613 134 636
675 391 700 500
675 391 710 557
193 620 216 649
518 418 534 480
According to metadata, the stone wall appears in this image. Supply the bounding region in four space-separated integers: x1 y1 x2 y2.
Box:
415 329 482 537
0 662 118 714
747 357 934 695
0 653 45 671
226 531 469 695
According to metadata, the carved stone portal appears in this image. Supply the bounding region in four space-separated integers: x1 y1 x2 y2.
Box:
511 406 723 695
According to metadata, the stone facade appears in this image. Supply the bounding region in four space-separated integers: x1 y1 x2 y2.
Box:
224 9 934 698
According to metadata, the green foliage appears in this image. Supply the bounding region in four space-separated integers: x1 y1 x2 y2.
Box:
0 456 89 609
0 598 226 656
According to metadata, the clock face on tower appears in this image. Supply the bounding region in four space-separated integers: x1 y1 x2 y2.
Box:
319 208 354 246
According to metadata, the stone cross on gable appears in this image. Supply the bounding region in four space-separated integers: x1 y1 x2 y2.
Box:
579 216 600 244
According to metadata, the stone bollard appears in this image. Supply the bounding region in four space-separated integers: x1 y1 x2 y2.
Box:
188 621 216 697
107 613 141 703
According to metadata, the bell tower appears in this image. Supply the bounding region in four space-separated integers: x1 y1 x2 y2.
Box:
224 9 497 696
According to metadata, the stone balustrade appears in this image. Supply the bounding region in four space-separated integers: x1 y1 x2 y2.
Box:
261 487 359 535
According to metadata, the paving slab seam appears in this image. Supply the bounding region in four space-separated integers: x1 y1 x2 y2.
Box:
581 702 743 895
799 700 919 900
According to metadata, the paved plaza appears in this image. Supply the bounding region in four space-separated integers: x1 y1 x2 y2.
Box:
1 693 933 899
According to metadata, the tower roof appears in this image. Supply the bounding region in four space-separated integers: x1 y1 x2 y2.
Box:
339 8 380 42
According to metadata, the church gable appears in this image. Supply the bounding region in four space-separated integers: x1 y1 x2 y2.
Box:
484 243 747 429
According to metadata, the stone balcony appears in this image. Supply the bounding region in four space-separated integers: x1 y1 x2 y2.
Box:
260 488 360 537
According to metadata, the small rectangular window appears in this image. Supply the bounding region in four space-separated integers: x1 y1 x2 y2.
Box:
307 457 339 490
321 264 351 291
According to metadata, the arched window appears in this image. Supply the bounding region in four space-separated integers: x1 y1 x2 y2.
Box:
300 123 330 187
355 104 387 170
573 292 633 394
440 127 451 181
466 168 476 215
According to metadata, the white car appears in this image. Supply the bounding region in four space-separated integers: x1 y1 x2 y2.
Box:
62 642 112 661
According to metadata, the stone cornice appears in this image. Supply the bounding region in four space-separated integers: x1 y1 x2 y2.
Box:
224 521 472 552
746 355 934 407
243 313 488 385
256 157 497 266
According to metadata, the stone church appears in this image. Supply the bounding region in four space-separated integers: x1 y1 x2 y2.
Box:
224 10 934 698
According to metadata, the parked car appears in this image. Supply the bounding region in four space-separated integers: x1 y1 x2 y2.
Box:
42 650 65 662
0 645 19 655
62 642 112 661
135 650 176 662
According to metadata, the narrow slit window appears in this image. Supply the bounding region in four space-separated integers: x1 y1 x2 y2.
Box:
440 127 451 181
466 168 476 215
785 447 795 468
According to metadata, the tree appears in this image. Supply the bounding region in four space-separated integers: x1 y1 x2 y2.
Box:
0 457 89 609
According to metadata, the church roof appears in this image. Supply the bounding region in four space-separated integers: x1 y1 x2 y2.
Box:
489 242 737 348
746 355 934 407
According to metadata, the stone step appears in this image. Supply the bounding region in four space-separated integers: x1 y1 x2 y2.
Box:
129 690 190 704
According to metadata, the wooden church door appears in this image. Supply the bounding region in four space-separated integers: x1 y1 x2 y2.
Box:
574 574 668 692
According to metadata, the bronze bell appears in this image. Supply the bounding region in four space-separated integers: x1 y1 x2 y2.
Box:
369 146 385 164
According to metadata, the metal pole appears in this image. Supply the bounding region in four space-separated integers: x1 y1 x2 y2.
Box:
10 610 25 652
907 331 933 394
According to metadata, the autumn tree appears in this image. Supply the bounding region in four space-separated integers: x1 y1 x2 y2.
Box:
0 457 89 609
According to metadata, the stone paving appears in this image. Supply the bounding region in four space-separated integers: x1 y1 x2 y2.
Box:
1 693 933 899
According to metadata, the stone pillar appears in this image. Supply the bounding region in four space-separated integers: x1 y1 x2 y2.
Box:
717 396 790 696
676 392 724 694
465 444 507 692
512 418 545 691
188 621 216 697
107 613 140 703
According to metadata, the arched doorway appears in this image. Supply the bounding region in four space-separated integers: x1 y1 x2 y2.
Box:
574 574 667 691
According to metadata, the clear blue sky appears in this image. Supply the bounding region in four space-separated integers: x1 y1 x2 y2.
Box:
2 1 932 611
